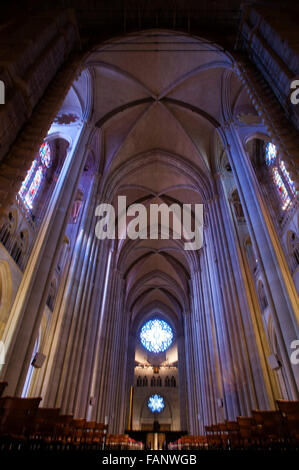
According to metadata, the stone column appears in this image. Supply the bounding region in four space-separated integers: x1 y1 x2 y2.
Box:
200 247 227 424
87 256 129 433
176 331 188 432
184 310 199 434
123 328 137 431
203 207 241 419
191 264 222 430
223 125 299 396
0 123 93 396
217 172 281 407
108 279 130 433
204 195 271 418
188 275 205 434
75 238 111 418
38 172 102 412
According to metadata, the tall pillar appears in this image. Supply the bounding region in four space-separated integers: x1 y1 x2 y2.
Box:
109 280 130 433
177 331 188 432
123 328 136 431
29 173 101 410
191 263 223 429
204 205 243 419
189 273 207 433
204 195 273 417
76 239 111 418
0 123 93 396
184 310 199 434
88 257 129 433
38 172 102 412
216 172 281 406
200 247 227 424
223 125 299 396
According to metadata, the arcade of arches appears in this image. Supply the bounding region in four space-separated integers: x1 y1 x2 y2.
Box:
0 3 298 436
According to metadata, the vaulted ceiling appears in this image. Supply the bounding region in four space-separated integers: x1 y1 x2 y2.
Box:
63 30 258 329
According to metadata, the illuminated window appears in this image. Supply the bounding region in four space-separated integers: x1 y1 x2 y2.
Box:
18 160 38 199
265 142 277 166
279 160 296 196
148 394 165 413
264 142 297 211
24 166 43 210
140 319 173 353
18 142 51 211
39 142 51 168
272 167 291 210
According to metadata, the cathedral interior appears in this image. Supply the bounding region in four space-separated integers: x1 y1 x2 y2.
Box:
0 0 298 453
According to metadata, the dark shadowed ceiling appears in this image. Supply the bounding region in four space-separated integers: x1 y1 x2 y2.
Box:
0 0 290 49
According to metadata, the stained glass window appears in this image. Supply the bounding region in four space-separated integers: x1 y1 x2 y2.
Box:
279 160 296 196
140 319 173 353
272 167 291 210
265 142 277 166
148 394 165 413
18 142 51 212
18 160 38 199
39 142 51 168
24 166 43 210
264 142 297 211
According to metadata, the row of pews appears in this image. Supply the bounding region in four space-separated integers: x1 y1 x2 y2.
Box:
169 400 299 450
0 382 143 451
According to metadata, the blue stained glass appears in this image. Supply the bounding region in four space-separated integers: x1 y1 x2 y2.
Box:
140 319 173 353
265 142 277 167
18 142 51 211
39 142 51 168
148 394 165 413
264 142 296 211
24 166 43 209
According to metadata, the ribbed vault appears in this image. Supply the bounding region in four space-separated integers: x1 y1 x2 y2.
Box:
84 30 256 326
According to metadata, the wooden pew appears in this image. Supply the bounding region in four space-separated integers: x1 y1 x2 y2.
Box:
277 399 299 444
0 396 42 441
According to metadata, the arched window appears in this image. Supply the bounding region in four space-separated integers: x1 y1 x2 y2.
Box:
171 376 176 387
264 142 297 211
136 376 142 387
18 142 51 211
157 376 162 387
151 376 156 387
165 376 170 387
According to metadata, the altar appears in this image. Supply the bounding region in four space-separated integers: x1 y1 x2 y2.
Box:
126 430 187 450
